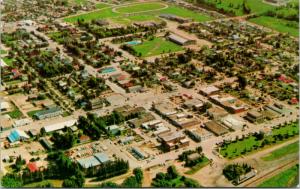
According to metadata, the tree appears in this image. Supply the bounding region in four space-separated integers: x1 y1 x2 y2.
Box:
2 175 23 188
167 166 179 179
237 74 247 90
133 168 144 184
99 181 118 188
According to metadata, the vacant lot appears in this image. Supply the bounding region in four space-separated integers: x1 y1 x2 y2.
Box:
249 16 299 37
258 164 299 187
131 37 183 57
262 142 299 161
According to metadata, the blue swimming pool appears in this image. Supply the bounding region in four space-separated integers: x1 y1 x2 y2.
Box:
126 40 142 45
101 67 116 74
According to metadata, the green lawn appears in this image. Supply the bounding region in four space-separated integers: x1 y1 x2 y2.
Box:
73 0 88 5
158 5 212 22
249 16 299 37
2 57 15 67
0 49 7 54
199 0 275 16
220 122 299 159
185 157 210 175
115 2 166 13
262 142 299 161
131 37 183 57
6 108 23 119
23 179 63 187
27 109 43 118
258 164 299 187
64 2 212 24
95 3 111 9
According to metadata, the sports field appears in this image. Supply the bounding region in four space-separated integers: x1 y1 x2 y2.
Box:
131 37 183 57
258 164 299 187
64 2 212 24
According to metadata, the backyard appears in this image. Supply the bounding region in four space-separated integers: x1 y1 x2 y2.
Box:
258 164 299 187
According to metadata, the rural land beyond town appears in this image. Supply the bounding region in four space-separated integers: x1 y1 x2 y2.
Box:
0 0 299 188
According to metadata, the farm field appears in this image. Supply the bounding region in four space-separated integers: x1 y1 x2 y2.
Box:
258 164 299 187
131 37 183 57
63 2 213 24
220 122 299 159
249 16 299 37
261 142 299 161
193 0 275 16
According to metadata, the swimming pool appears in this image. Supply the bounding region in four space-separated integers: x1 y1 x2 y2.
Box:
126 40 142 45
100 67 117 74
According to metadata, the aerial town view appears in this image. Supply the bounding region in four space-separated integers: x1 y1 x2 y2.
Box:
0 0 299 188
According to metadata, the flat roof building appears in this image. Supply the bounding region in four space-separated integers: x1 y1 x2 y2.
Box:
199 86 220 96
204 121 229 136
42 119 77 133
168 33 196 46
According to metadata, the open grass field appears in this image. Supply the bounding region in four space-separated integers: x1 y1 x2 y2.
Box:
23 179 63 187
64 2 213 24
95 3 112 9
258 164 299 187
220 122 299 158
114 2 166 13
196 0 275 16
249 16 299 37
6 108 23 119
261 142 299 161
131 37 183 57
185 157 210 175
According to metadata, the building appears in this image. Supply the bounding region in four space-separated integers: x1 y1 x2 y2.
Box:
183 98 204 111
168 113 201 129
114 105 146 120
128 112 156 128
204 121 229 136
77 156 101 169
236 169 257 184
159 14 191 23
27 162 39 173
0 114 13 131
209 94 247 113
88 98 107 110
120 136 135 144
199 86 220 96
131 147 148 160
168 33 196 46
207 107 228 120
106 125 120 135
185 127 213 142
28 129 39 137
42 119 77 133
34 106 63 120
0 100 10 111
245 110 265 123
153 101 178 117
220 115 246 131
158 131 188 151
13 118 32 128
7 129 30 143
94 152 110 164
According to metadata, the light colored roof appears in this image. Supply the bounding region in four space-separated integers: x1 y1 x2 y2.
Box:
221 115 245 130
200 86 219 95
94 153 110 163
77 156 101 169
0 101 10 110
13 118 32 127
43 119 77 133
168 34 189 44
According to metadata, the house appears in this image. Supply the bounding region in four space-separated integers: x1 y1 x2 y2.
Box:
204 121 229 136
168 33 196 46
7 129 30 143
27 162 39 173
33 106 63 120
199 86 220 96
42 119 77 133
245 110 264 123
